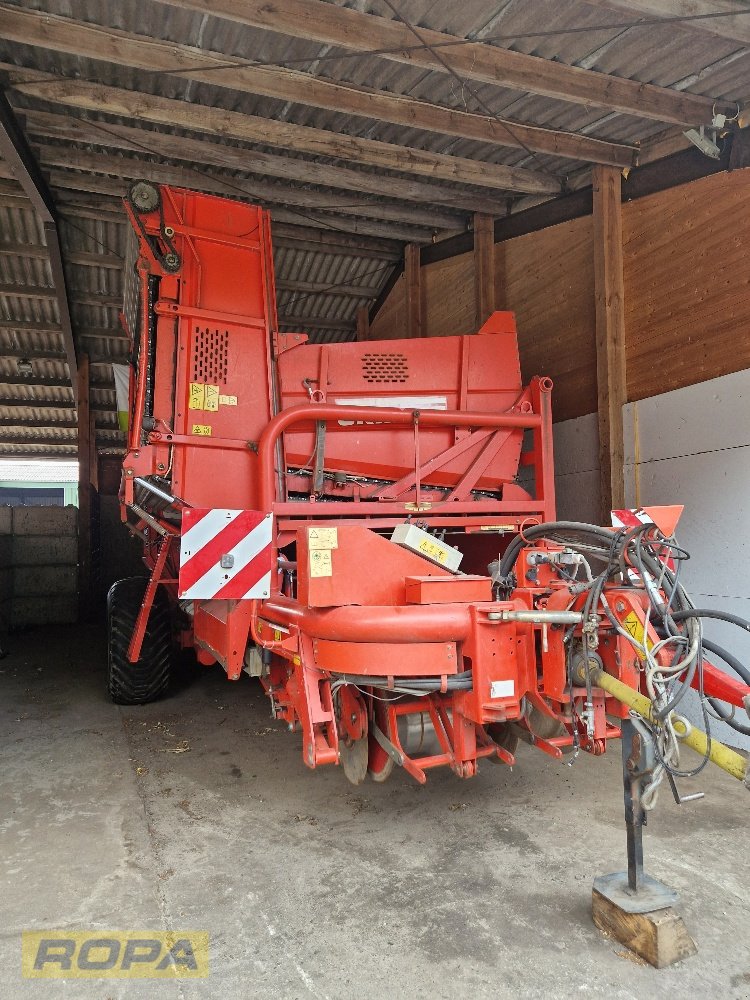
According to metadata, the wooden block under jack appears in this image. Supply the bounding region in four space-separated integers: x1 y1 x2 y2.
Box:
592 881 698 969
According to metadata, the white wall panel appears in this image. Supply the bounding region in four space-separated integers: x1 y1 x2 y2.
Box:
624 369 750 749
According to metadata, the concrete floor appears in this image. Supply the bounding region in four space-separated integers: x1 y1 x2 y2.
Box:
1 624 749 999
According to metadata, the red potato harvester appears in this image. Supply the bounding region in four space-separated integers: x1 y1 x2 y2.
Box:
111 184 749 904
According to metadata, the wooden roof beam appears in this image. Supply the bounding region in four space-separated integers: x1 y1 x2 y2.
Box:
156 0 725 126
23 108 513 217
11 78 561 197
41 163 440 245
0 5 636 166
31 139 467 233
0 92 78 401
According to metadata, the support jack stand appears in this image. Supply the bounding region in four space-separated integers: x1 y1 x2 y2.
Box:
592 717 697 968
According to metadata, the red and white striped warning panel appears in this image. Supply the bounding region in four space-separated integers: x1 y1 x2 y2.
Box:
611 505 683 537
178 509 272 600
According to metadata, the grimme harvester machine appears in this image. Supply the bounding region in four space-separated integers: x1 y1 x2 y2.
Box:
111 181 750 822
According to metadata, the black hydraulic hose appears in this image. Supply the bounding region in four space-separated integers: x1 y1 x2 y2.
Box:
498 521 618 578
698 636 750 736
698 635 750 686
671 608 750 640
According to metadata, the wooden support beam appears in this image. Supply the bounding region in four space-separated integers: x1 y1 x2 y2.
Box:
156 0 721 126
0 92 78 400
593 165 627 521
44 164 435 245
0 6 637 167
12 79 561 197
404 244 422 340
31 142 463 234
77 353 91 621
23 108 505 218
473 214 496 330
356 306 369 342
592 888 697 968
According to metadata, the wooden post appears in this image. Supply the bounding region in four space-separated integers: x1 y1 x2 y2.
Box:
77 352 91 621
593 165 626 521
404 243 422 339
474 213 496 328
356 305 369 342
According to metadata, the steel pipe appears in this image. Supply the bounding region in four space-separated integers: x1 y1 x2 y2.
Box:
262 595 472 644
257 403 542 511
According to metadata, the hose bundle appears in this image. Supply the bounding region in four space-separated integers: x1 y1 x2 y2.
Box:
498 520 750 807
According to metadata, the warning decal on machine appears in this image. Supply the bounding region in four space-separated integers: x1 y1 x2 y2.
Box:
308 527 338 550
191 424 212 436
189 382 221 410
179 509 272 599
621 611 653 658
310 549 333 577
204 384 219 412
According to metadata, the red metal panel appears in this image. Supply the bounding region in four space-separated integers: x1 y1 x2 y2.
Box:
404 576 492 604
312 639 457 676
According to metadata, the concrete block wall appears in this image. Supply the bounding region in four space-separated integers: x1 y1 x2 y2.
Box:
0 506 78 629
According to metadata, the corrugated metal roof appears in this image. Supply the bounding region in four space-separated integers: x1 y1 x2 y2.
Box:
0 0 745 454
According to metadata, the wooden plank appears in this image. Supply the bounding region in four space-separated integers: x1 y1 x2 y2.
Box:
474 214 496 329
43 164 435 244
23 108 508 218
33 141 464 233
369 272 406 342
356 307 369 342
404 244 422 340
77 353 91 621
593 166 627 518
156 0 720 125
496 215 597 422
423 252 476 338
0 5 636 167
623 170 750 400
592 889 697 968
12 79 561 197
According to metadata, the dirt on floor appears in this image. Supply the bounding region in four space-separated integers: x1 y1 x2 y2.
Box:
1 624 748 999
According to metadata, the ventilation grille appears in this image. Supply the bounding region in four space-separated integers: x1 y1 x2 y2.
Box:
192 328 229 385
361 352 409 384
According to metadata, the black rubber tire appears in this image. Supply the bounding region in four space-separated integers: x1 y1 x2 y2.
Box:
107 577 172 705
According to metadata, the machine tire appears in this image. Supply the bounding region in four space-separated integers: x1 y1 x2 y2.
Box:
486 722 520 757
107 577 172 705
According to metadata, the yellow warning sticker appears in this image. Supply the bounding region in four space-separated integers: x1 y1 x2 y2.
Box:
418 537 448 563
191 424 212 436
308 527 338 550
219 394 238 406
310 549 333 577
189 382 205 410
622 611 653 658
204 384 220 412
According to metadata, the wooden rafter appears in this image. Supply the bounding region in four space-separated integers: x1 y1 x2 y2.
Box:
10 79 561 197
0 5 637 167
155 0 724 126
22 108 512 217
